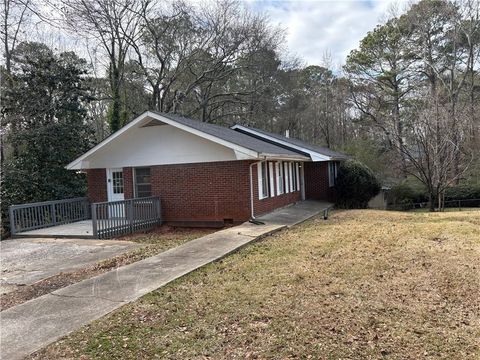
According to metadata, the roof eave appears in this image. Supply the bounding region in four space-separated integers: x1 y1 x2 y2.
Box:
232 124 347 162
259 153 310 161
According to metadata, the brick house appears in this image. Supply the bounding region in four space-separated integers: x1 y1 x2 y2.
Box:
67 111 347 227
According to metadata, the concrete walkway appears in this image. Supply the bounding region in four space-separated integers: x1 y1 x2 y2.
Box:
0 200 330 360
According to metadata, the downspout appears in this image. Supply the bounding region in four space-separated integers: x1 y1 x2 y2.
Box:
249 159 265 224
249 161 260 219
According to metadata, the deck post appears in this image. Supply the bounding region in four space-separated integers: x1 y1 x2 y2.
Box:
91 203 98 238
51 203 57 225
156 198 162 224
128 199 134 232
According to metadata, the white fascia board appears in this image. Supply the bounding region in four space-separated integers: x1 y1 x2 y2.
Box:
311 154 332 162
66 111 260 170
232 125 332 162
68 159 90 170
66 112 152 170
234 150 258 160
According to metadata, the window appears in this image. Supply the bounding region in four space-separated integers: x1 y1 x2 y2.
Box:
276 162 284 195
284 162 290 193
328 162 337 187
289 162 294 192
258 162 269 199
112 171 124 194
268 162 275 197
291 163 297 191
135 167 152 197
295 163 300 191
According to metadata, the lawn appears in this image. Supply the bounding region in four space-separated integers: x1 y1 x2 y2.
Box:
30 210 480 359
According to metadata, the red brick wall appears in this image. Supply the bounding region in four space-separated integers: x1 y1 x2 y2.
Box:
123 167 134 199
123 161 252 225
86 160 303 226
86 169 107 203
304 162 336 202
251 162 301 217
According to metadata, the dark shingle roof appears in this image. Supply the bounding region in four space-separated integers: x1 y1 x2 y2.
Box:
232 125 348 160
154 112 306 158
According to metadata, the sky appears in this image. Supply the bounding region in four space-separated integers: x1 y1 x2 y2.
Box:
25 0 413 72
245 0 410 68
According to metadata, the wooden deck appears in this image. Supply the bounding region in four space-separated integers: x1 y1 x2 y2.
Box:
14 220 95 239
10 197 162 239
14 219 143 239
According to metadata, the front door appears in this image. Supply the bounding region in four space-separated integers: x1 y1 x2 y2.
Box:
106 168 125 218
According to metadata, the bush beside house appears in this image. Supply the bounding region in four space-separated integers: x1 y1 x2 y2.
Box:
335 160 381 209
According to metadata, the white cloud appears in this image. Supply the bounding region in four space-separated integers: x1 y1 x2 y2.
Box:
248 0 410 67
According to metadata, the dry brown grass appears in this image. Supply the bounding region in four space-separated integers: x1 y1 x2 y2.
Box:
30 210 480 359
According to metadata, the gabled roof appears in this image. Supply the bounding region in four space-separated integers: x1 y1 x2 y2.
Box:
231 124 348 161
154 112 305 159
66 111 308 169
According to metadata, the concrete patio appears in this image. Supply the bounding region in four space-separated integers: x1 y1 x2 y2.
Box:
15 219 95 238
1 200 331 360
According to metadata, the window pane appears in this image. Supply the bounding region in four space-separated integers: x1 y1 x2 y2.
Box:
112 171 123 194
262 162 269 198
135 168 152 197
276 162 283 195
329 163 335 187
284 162 289 193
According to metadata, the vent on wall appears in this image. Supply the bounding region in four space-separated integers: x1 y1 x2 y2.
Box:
141 119 168 127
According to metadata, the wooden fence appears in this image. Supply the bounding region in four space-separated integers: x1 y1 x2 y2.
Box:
91 197 162 239
9 197 90 235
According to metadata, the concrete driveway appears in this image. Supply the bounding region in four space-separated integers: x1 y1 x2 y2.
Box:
0 238 140 294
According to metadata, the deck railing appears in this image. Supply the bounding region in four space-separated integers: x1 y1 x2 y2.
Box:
9 196 162 239
92 197 162 239
9 197 90 235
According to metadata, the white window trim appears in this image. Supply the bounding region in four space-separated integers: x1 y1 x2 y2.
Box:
258 162 268 199
276 161 284 195
269 162 275 197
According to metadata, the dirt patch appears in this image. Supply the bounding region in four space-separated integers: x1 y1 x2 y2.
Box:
29 210 480 360
1 227 214 311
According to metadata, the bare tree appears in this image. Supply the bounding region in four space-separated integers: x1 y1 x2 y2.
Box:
396 98 472 210
59 0 149 131
1 0 35 162
0 0 33 73
125 0 283 122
